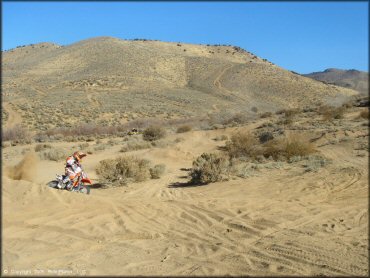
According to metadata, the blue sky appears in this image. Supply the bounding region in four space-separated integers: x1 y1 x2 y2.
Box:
2 1 368 73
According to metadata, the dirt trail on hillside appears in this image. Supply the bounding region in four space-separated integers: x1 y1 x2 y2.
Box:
2 124 368 276
3 102 23 128
86 88 102 108
214 65 247 102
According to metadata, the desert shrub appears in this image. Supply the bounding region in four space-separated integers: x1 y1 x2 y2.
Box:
174 137 185 143
259 131 274 144
176 125 192 133
94 144 107 151
214 135 228 141
284 108 300 118
107 139 118 146
2 125 29 142
229 159 260 178
150 164 166 179
260 112 272 118
34 144 52 152
34 133 49 143
39 148 68 161
96 156 151 185
190 153 230 184
302 155 330 172
151 139 171 148
223 112 249 125
143 126 166 141
263 135 316 160
120 141 151 152
2 142 11 148
359 109 369 119
251 106 258 113
79 142 89 150
319 105 345 120
225 131 259 158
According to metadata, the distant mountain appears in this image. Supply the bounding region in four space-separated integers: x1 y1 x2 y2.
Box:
304 68 368 95
2 37 359 131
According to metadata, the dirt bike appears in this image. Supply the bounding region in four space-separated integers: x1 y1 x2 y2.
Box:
47 167 91 195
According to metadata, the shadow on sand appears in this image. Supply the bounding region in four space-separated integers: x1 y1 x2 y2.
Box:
90 183 108 189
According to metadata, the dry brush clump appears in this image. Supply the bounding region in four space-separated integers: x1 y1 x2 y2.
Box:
189 133 318 185
2 125 29 142
190 153 230 184
34 143 52 152
225 131 316 161
96 155 165 186
120 140 152 152
38 148 68 161
318 105 345 121
225 131 259 159
150 164 166 179
359 109 369 120
263 135 316 160
142 126 166 141
176 125 192 133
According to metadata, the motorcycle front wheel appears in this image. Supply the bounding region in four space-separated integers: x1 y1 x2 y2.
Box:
47 180 59 188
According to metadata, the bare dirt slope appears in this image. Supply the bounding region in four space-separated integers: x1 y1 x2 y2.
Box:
3 37 358 132
2 109 368 276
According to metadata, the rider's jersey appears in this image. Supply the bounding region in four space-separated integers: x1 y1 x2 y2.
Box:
65 156 82 179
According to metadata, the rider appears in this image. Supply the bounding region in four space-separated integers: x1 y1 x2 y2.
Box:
59 151 87 189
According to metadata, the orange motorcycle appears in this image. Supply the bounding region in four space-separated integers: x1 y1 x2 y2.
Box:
47 168 91 195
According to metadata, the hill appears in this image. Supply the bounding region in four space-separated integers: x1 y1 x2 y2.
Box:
3 37 358 132
304 68 368 95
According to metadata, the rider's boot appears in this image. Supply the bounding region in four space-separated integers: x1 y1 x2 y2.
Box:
65 180 73 190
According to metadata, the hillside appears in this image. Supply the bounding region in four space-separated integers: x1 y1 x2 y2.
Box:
304 68 368 95
3 37 358 132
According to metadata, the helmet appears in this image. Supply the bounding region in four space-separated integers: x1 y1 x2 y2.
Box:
73 151 87 162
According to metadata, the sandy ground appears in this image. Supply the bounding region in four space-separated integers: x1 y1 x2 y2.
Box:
2 123 368 276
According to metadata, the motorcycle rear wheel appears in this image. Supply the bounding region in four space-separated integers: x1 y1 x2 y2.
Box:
78 185 90 195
